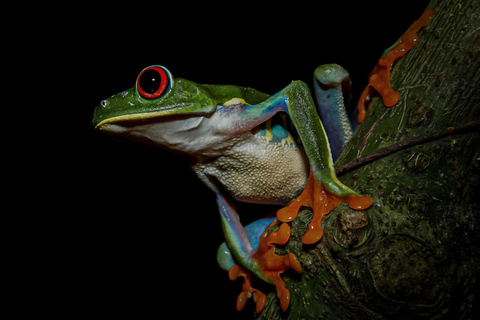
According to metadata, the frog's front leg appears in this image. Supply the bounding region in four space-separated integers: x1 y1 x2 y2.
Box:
246 81 373 244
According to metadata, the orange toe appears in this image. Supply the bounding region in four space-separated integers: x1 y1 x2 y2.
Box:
278 171 372 245
228 220 302 313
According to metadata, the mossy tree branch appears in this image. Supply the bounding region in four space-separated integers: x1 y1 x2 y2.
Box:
258 0 480 318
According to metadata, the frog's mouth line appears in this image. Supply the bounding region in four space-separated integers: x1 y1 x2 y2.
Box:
95 111 166 130
94 103 217 130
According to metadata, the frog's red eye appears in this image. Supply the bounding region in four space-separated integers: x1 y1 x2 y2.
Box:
137 66 171 99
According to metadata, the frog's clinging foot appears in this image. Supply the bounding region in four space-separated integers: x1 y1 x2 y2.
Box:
229 221 302 312
228 265 267 313
278 170 373 244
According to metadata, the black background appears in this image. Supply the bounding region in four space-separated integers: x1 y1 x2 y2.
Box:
57 1 430 318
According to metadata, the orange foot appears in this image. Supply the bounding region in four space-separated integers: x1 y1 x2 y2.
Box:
229 221 302 313
277 171 372 244
357 9 434 123
228 265 267 313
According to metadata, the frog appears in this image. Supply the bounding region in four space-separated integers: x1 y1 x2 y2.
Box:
93 64 373 312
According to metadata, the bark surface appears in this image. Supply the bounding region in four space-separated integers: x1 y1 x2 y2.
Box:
258 0 480 318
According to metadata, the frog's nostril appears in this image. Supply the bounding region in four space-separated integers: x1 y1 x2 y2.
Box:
101 100 108 107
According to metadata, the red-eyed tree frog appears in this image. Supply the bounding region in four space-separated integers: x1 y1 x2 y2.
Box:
93 64 373 312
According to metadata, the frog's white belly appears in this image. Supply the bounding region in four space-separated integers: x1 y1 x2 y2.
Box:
194 132 309 205
101 107 309 204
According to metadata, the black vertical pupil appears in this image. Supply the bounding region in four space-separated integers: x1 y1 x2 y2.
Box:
139 69 161 94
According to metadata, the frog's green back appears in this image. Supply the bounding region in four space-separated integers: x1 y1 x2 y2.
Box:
198 82 271 106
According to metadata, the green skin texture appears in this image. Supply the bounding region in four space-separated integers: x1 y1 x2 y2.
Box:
93 64 363 284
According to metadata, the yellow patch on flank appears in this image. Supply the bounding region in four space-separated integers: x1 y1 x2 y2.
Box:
282 133 295 146
264 119 273 142
223 98 250 106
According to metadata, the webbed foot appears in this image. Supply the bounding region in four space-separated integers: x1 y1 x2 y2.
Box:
228 220 302 312
228 265 267 313
277 170 372 244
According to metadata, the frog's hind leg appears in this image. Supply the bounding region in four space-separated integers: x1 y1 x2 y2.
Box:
217 216 277 271
313 64 354 161
215 193 301 313
216 216 276 311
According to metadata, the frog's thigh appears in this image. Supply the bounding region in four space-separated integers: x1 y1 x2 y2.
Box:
217 216 276 271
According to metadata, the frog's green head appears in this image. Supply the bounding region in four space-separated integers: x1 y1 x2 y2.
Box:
93 65 271 150
93 65 217 131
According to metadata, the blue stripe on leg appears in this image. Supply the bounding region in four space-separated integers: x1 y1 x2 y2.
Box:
217 216 276 271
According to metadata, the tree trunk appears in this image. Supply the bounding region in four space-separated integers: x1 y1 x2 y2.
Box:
258 0 480 318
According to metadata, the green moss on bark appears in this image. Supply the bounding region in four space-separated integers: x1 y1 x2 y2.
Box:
258 0 480 318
